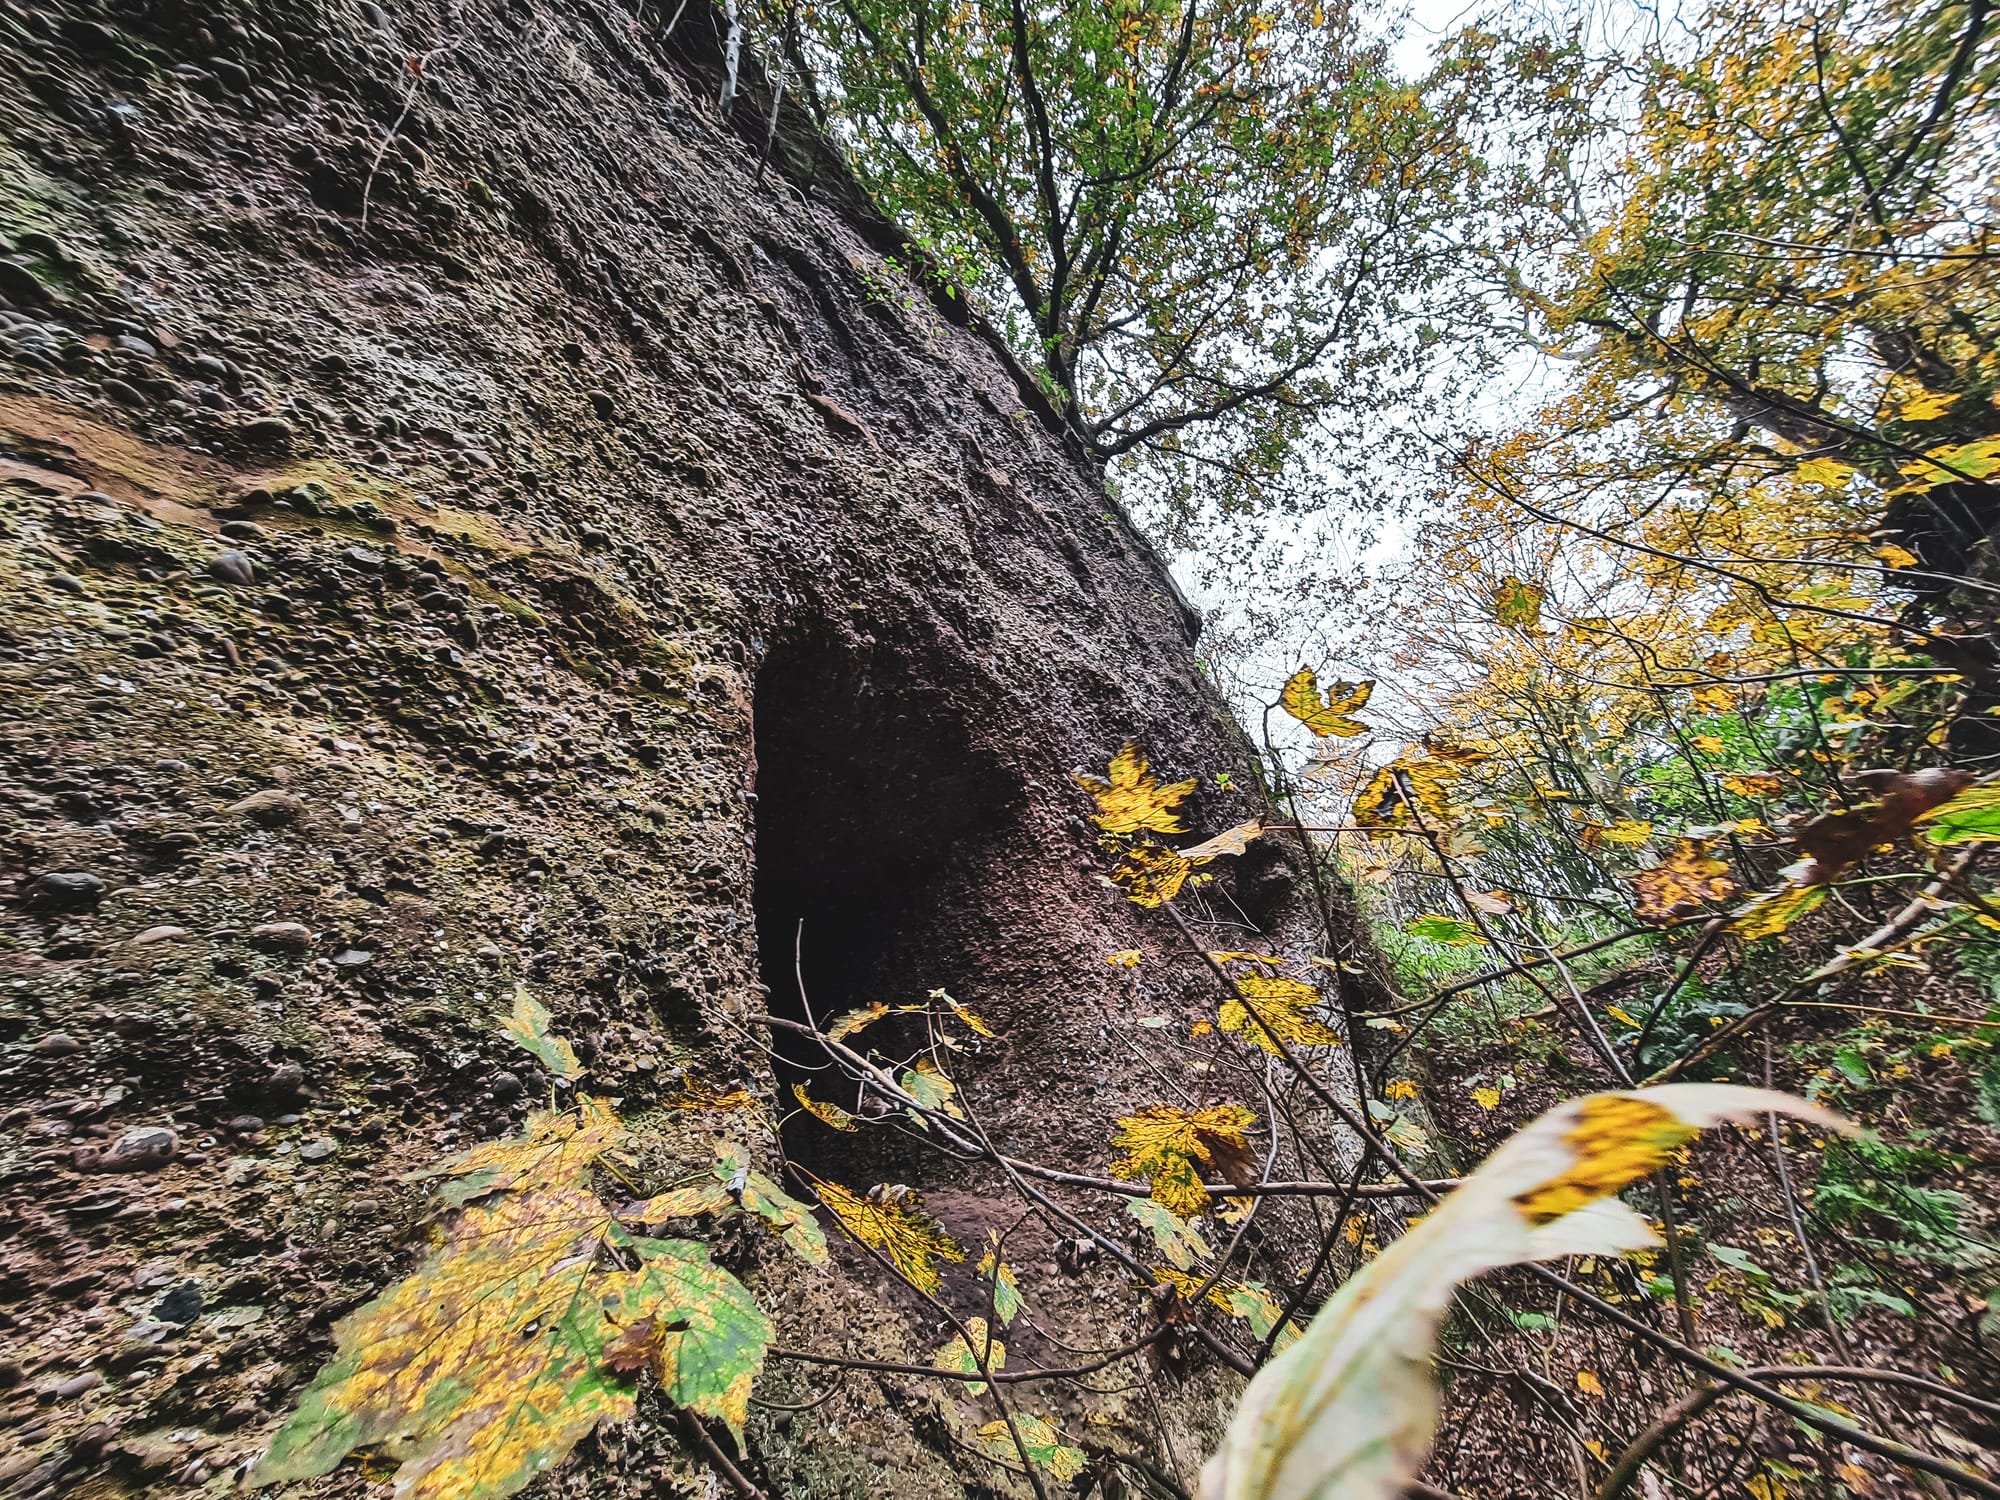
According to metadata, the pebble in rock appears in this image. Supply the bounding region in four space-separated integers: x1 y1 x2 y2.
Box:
208 549 256 586
32 1032 82 1057
131 925 191 945
152 1281 202 1324
101 378 147 407
298 1137 337 1162
267 1060 306 1091
229 788 304 826
25 871 107 910
344 545 383 571
238 415 294 447
248 920 313 953
226 1114 263 1134
332 947 373 968
98 1126 177 1173
219 519 269 542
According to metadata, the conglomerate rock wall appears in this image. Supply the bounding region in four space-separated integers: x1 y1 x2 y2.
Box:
0 2 1359 1494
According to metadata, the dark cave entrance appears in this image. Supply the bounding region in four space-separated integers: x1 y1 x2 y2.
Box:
751 637 1019 1169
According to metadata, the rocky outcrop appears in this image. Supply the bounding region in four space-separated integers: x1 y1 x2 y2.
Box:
0 1 1341 1494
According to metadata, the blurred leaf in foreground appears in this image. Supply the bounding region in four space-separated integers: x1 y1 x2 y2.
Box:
1198 1086 1852 1500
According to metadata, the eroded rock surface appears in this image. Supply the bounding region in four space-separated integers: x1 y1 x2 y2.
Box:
0 2 1338 1494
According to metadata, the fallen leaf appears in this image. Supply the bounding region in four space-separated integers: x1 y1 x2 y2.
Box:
1113 842 1200 906
498 986 583 1081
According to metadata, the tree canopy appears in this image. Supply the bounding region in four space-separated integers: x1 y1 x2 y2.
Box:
774 0 1483 536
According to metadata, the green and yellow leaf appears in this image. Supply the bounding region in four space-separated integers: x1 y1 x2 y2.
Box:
976 1415 1086 1482
1112 1103 1257 1218
792 1083 860 1133
900 1058 966 1119
933 1316 1006 1393
1220 975 1343 1054
815 1181 966 1294
498 985 583 1081
1915 782 2000 845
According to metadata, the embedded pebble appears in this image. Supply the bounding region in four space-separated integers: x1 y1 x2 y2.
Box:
208 549 256 586
248 921 313 952
229 788 304 826
26 871 107 910
98 1126 177 1173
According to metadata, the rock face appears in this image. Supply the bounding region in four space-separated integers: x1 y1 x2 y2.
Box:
0 2 1349 1495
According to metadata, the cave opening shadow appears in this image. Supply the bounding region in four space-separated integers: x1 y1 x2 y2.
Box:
751 640 1019 1177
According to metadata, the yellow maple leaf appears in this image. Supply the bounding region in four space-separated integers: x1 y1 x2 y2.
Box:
1600 819 1653 845
931 987 995 1036
1874 542 1920 568
1895 387 1960 423
1105 949 1143 967
1111 1103 1257 1218
1353 758 1455 830
814 1181 965 1294
1793 456 1853 487
1575 1369 1605 1397
828 1001 890 1041
1692 734 1727 754
1690 685 1734 714
1384 1079 1420 1102
1471 1086 1501 1110
1629 839 1740 923
1154 1264 1235 1311
1219 975 1342 1054
1721 772 1786 798
1280 667 1373 737
1728 880 1829 941
1076 743 1197 834
1112 842 1200 906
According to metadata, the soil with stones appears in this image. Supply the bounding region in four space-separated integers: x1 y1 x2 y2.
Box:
0 2 1347 1496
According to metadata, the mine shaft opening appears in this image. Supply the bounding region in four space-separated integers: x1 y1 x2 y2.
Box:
751 638 1019 1173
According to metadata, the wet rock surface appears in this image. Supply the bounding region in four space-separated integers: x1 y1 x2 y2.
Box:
0 1 1330 1496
